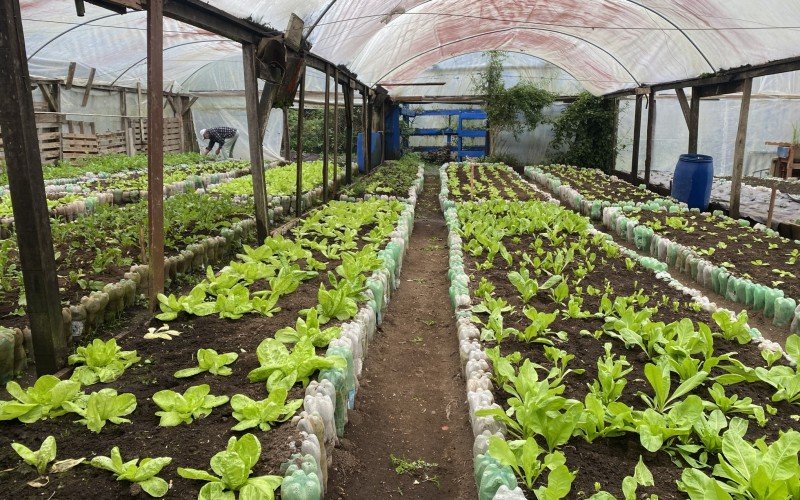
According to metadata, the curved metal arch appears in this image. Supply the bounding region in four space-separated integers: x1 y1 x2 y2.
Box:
28 13 120 61
620 0 715 72
180 54 242 88
373 27 641 87
109 39 236 87
303 0 340 44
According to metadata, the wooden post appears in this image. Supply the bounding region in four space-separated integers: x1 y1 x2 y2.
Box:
322 64 330 202
644 91 656 185
729 78 753 219
136 81 145 146
296 64 306 215
81 67 95 107
333 69 339 192
345 83 354 184
688 88 700 154
363 88 370 172
610 97 619 174
242 43 270 243
0 0 67 374
147 0 164 310
282 106 290 160
631 94 643 179
65 61 77 89
766 184 777 227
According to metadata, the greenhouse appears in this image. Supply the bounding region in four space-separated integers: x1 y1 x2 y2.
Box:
1 0 799 498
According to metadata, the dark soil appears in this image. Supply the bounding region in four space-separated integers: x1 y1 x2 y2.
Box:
326 175 477 500
451 164 543 202
0 201 403 498
540 166 668 205
627 210 800 303
462 205 800 498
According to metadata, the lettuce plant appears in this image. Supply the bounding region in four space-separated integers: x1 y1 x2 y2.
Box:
312 283 358 324
712 310 751 344
248 337 346 391
152 384 229 427
588 343 631 405
638 361 708 413
703 383 766 426
230 386 303 431
68 338 140 385
678 429 800 499
64 388 137 433
178 433 282 500
174 349 239 378
275 308 341 347
588 457 653 500
11 436 56 475
91 446 172 498
0 375 84 423
485 436 568 490
754 364 800 404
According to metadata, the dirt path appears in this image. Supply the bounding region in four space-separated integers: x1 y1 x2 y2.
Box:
326 175 477 500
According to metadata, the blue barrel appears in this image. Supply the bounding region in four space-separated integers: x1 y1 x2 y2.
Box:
671 154 713 210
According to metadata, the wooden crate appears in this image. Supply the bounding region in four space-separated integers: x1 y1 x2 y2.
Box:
0 125 63 164
132 117 183 153
62 132 99 160
97 131 126 155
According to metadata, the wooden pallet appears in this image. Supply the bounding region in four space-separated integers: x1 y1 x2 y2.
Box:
132 117 183 153
62 132 99 160
97 131 126 155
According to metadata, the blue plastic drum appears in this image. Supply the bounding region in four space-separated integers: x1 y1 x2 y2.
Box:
671 154 713 211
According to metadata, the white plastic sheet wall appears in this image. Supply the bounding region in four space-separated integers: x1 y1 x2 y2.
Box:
615 73 800 177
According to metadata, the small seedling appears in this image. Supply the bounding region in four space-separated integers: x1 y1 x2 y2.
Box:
144 324 181 340
390 454 440 486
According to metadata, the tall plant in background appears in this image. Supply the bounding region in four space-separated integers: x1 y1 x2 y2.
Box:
472 51 555 158
549 92 619 172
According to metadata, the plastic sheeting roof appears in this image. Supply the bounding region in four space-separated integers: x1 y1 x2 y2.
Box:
20 0 800 96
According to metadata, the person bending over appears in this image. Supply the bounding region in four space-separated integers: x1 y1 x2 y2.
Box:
200 126 239 159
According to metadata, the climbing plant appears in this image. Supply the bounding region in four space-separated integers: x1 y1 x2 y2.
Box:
472 51 555 156
548 92 620 172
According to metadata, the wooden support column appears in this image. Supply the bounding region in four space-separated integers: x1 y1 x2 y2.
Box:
65 61 77 89
147 0 164 310
296 64 306 215
344 83 354 184
644 91 657 185
242 43 269 242
688 88 700 154
81 67 95 107
610 98 619 174
362 88 370 172
729 78 753 219
333 69 339 192
136 81 145 145
0 0 66 374
322 64 330 202
282 106 290 160
631 94 643 179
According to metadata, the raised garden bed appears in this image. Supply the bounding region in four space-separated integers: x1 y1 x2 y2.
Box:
441 162 800 499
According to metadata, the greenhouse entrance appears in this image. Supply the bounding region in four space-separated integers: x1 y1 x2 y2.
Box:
1 1 799 499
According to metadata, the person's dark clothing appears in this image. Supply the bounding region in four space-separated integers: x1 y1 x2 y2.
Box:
207 126 237 149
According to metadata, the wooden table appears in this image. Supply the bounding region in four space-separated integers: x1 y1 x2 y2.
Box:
765 141 800 179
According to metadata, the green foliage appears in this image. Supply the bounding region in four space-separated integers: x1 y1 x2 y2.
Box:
275 308 341 347
177 433 283 500
230 386 303 431
472 51 555 155
548 92 619 171
68 338 140 385
174 349 239 378
152 384 229 427
0 375 84 423
91 446 172 498
64 388 137 433
247 337 346 391
11 436 57 475
485 436 570 492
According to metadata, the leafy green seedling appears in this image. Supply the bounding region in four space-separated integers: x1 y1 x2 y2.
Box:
174 348 238 378
230 387 303 431
144 324 181 340
64 388 137 433
91 447 172 498
152 384 228 427
11 436 57 475
0 375 84 423
68 338 140 385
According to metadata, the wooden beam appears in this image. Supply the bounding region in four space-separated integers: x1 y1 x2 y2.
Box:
0 0 67 374
695 80 744 99
65 62 77 89
37 82 58 112
322 64 330 202
296 64 306 215
610 98 619 174
165 94 178 115
81 67 96 107
363 88 370 172
243 43 270 242
344 83 353 184
181 96 198 115
282 106 290 159
631 94 643 179
147 0 165 309
333 68 339 192
644 91 657 185
688 89 700 154
136 81 145 144
257 82 276 141
729 78 753 219
675 88 691 127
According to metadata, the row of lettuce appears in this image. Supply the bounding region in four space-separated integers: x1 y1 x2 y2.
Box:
442 162 799 499
528 165 800 336
0 158 424 499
